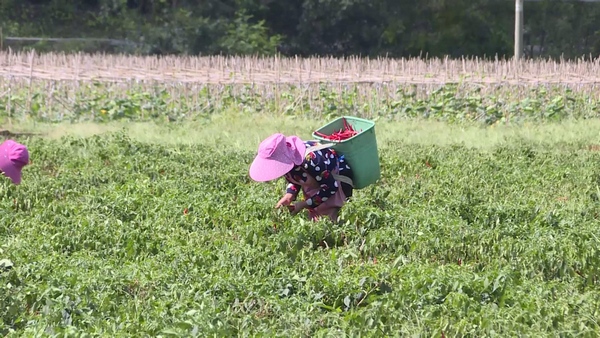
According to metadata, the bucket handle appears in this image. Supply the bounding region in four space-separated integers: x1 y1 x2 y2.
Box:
304 142 355 188
305 142 335 155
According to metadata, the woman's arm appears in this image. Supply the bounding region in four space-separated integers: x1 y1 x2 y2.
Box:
285 167 303 197
286 182 300 197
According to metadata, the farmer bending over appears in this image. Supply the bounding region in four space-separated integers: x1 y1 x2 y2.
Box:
249 133 353 223
0 140 30 185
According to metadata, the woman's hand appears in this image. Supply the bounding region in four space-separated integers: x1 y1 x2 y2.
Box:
275 193 295 209
289 200 308 216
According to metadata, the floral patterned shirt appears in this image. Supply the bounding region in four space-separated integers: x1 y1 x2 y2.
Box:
285 140 352 208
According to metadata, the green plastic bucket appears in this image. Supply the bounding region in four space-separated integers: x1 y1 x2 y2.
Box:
312 116 381 189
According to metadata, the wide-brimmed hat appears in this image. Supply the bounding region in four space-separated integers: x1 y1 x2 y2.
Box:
249 133 306 182
0 140 29 185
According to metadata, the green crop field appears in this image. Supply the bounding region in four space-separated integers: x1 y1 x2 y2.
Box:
2 52 600 337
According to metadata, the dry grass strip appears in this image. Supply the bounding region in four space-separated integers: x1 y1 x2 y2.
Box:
1 51 600 85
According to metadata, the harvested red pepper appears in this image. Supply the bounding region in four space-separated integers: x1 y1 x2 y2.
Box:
315 118 361 141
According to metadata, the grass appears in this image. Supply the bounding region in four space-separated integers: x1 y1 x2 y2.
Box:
2 116 600 337
8 115 600 150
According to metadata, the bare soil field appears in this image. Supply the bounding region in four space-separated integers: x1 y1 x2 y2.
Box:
1 51 600 86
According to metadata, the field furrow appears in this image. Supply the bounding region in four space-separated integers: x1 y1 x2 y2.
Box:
2 52 600 85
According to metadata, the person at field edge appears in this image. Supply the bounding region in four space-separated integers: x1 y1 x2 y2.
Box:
0 139 30 185
249 133 354 223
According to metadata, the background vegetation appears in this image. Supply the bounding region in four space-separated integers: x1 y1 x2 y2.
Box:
2 0 600 59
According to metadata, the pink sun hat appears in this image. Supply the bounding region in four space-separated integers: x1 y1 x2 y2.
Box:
0 140 30 185
249 133 307 182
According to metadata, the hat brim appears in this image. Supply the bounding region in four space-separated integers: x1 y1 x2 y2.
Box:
1 166 21 185
0 158 21 185
249 156 294 182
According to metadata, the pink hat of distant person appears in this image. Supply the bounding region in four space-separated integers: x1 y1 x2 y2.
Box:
0 140 29 185
249 133 306 182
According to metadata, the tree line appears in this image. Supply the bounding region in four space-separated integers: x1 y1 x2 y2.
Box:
1 0 600 59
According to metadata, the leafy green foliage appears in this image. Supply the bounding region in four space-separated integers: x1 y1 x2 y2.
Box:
1 82 598 126
1 130 600 336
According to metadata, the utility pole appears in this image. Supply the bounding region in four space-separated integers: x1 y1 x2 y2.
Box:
514 0 524 60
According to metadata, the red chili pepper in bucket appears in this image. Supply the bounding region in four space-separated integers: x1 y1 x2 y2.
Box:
315 118 359 141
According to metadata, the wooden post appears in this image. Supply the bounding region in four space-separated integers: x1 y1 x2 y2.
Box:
514 0 524 60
